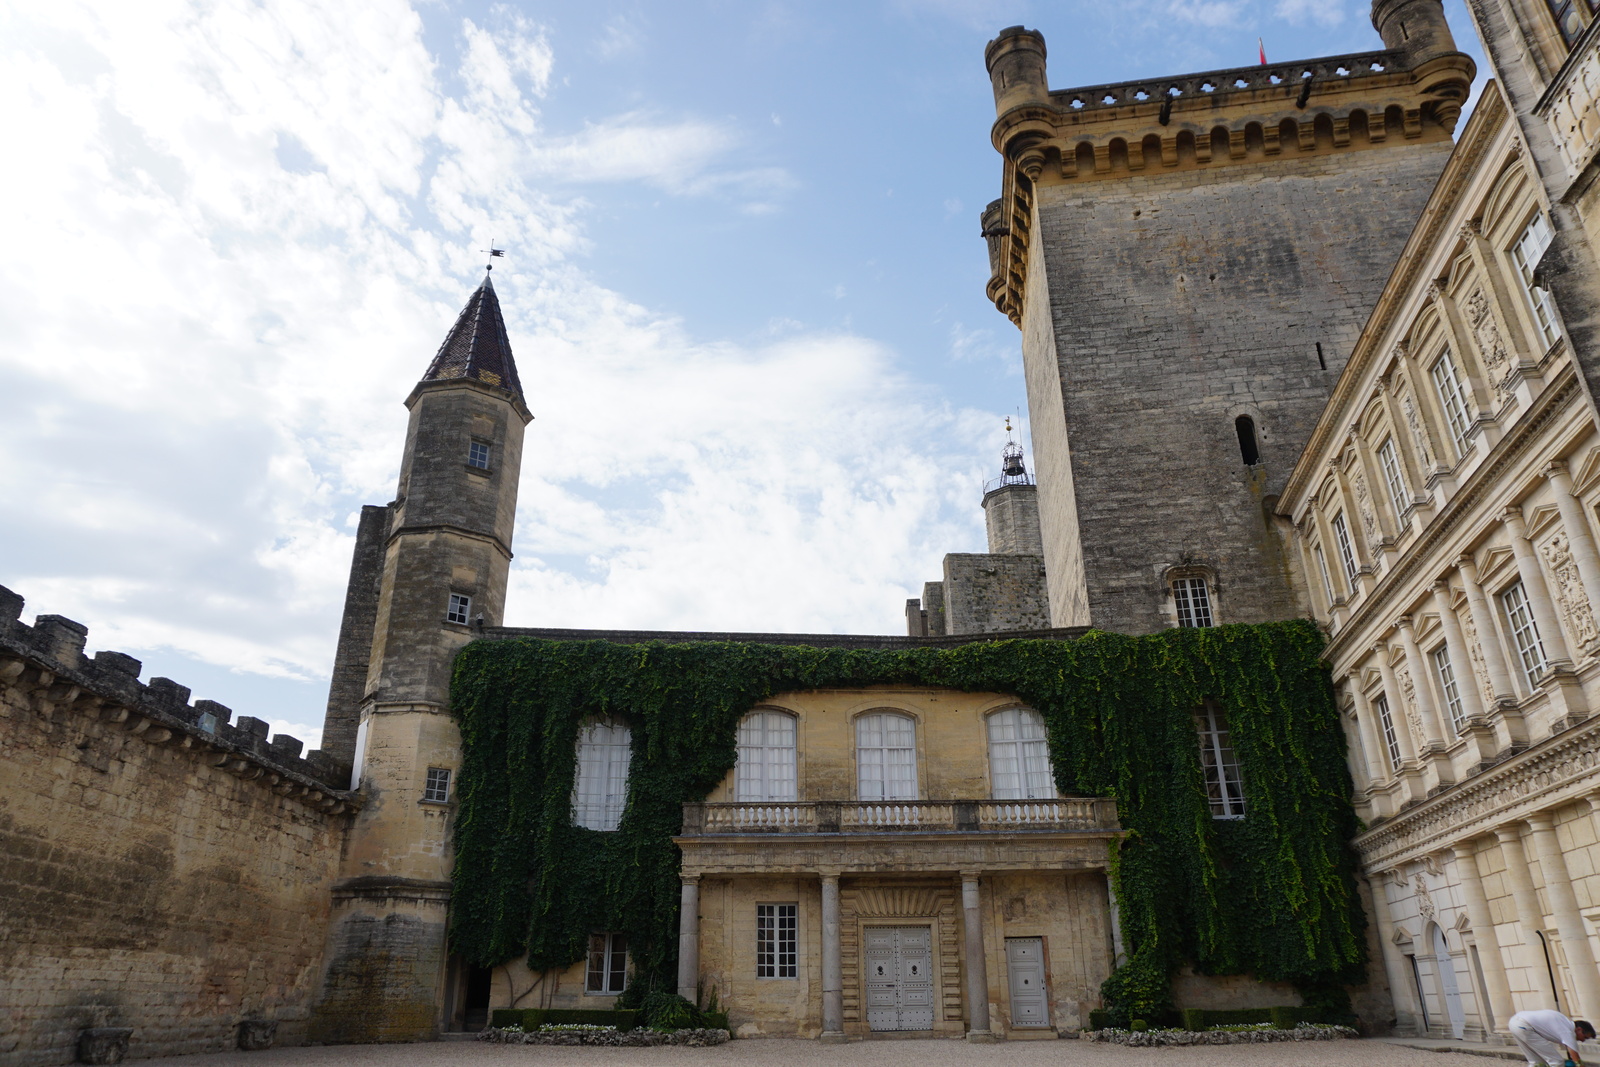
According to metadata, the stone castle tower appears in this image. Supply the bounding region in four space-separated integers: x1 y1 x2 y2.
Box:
983 0 1475 634
311 270 531 1042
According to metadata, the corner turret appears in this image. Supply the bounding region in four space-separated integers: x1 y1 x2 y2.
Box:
1371 0 1460 66
984 26 1049 117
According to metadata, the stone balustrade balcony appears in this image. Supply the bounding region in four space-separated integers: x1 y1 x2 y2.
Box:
681 797 1119 836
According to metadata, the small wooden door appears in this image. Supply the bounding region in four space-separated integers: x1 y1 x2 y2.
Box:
1005 937 1050 1028
865 926 935 1031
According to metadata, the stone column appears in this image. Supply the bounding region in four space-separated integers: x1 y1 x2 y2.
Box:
677 876 700 1002
1493 824 1560 1005
1373 641 1421 764
1397 614 1450 748
961 871 996 1041
1503 506 1575 667
1368 870 1426 1033
1545 461 1600 615
1457 553 1518 703
820 872 844 1042
1525 812 1600 1018
1449 840 1514 1033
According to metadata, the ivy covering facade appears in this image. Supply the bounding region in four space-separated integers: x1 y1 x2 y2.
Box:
447 619 1365 1019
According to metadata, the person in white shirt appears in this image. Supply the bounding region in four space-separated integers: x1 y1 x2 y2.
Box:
1508 1009 1594 1067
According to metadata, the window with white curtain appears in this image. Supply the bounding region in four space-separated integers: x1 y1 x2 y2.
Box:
737 709 798 802
1195 701 1245 819
1332 513 1359 586
1377 437 1409 520
1502 581 1548 689
856 712 917 801
1511 211 1561 348
573 720 632 831
1374 694 1401 772
987 707 1057 800
1430 351 1474 458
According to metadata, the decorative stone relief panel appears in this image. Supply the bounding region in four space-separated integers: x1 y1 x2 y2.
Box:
1540 529 1600 656
1352 463 1381 548
1397 381 1435 469
1397 663 1426 744
1465 288 1513 403
1413 873 1436 923
1455 604 1496 705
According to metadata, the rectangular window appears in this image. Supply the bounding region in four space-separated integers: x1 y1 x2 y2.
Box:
423 766 451 803
1374 694 1402 772
1195 701 1245 819
573 721 632 831
1511 212 1562 348
1172 577 1213 628
756 904 798 978
1432 646 1465 735
1430 351 1474 458
1378 437 1409 521
1544 0 1590 46
1313 543 1336 606
1502 581 1548 689
1331 513 1359 587
467 440 492 469
586 932 628 994
446 593 472 625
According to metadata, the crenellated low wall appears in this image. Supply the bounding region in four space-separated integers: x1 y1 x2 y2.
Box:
0 585 356 1066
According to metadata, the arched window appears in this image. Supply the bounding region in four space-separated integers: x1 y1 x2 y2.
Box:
1235 415 1260 465
736 709 798 802
573 720 631 830
856 712 917 801
987 707 1056 800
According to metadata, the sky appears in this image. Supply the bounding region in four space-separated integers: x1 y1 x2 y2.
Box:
0 0 1489 752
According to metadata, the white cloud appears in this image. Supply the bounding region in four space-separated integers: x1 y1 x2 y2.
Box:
0 0 996 736
1274 0 1348 27
595 12 644 58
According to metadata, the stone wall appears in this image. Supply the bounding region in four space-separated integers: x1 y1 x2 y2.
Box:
0 587 354 1066
943 553 1051 635
1026 142 1456 634
983 484 1043 555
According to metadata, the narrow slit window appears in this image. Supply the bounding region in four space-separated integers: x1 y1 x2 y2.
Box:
1377 437 1409 520
586 932 628 994
1374 693 1401 771
1511 211 1562 348
1502 581 1548 689
756 904 798 978
467 440 492 470
1235 415 1260 465
1313 543 1336 606
1430 351 1474 458
1195 700 1245 818
423 766 452 803
446 593 472 625
1173 577 1214 628
1432 645 1465 734
1331 513 1359 586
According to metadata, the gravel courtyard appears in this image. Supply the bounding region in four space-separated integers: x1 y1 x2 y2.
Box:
152 1038 1499 1067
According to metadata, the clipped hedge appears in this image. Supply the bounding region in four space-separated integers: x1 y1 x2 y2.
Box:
449 621 1364 1019
488 1008 638 1031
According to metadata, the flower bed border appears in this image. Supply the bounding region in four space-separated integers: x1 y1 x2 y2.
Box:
479 1027 730 1047
1085 1024 1358 1046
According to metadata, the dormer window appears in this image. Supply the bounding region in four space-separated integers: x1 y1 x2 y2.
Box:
468 441 491 470
446 593 472 625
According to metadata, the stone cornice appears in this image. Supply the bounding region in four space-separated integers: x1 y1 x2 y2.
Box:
1352 712 1600 870
1280 82 1510 509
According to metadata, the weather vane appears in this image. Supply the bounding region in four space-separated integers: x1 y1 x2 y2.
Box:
480 240 506 271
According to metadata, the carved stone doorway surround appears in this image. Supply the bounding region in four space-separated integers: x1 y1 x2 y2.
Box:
840 880 963 1036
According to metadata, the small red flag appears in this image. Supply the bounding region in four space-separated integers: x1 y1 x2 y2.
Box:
1259 37 1267 65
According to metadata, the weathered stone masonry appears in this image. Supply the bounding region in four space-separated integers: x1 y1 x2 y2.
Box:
0 586 355 1067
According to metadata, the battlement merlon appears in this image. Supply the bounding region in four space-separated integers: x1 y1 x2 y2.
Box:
982 2 1474 325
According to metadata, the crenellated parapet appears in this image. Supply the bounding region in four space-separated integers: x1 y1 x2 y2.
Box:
0 584 357 812
983 5 1475 325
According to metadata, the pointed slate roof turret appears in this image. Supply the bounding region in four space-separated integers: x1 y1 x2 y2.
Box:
420 271 524 400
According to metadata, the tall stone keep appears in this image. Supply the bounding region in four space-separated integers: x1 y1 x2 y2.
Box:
312 270 532 1042
983 4 1474 633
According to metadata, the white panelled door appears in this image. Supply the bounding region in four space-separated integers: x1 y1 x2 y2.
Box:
864 926 934 1031
1005 937 1050 1028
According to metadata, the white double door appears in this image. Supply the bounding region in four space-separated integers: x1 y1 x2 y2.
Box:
1005 937 1050 1028
865 926 934 1031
